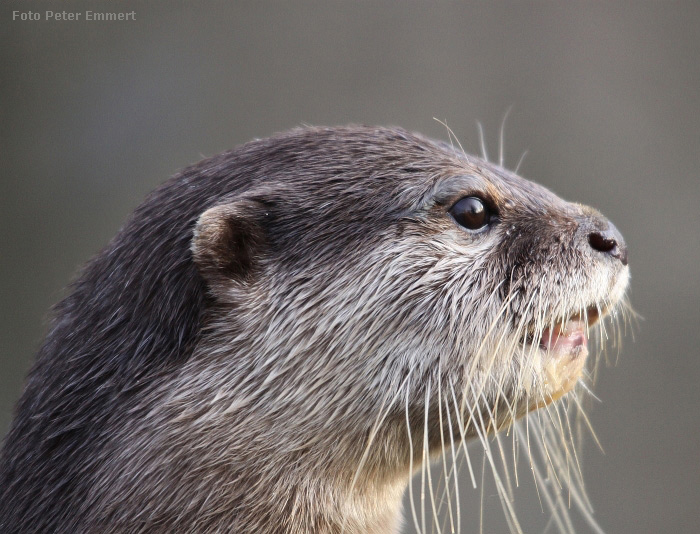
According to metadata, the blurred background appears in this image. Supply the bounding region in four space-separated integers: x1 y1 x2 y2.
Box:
1 2 698 532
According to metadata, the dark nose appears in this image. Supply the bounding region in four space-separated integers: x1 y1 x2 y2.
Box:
587 223 628 266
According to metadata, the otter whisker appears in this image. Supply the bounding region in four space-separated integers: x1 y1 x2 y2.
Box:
470 385 523 534
614 309 624 365
433 118 467 158
521 289 548 395
522 414 546 514
576 374 602 404
561 398 592 511
341 370 414 534
476 121 489 162
435 376 457 534
513 149 529 174
570 391 604 454
535 414 605 534
499 106 513 168
532 417 577 534
542 400 573 507
479 453 486 534
515 422 570 533
596 301 609 344
490 373 525 489
420 423 428 534
462 281 526 426
406 375 423 534
457 284 519 437
504 287 540 403
443 393 462 533
619 296 641 342
448 381 477 490
536 398 564 491
422 379 441 534
511 399 520 488
484 375 516 501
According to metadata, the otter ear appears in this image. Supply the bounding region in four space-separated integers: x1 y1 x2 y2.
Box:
192 199 269 289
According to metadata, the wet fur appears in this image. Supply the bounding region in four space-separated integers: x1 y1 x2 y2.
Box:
0 126 629 533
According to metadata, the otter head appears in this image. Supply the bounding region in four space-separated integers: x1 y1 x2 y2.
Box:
181 126 629 530
0 126 630 534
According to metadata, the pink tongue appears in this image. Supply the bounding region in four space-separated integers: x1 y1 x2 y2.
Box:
539 320 587 353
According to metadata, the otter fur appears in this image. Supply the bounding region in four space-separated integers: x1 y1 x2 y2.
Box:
0 126 629 533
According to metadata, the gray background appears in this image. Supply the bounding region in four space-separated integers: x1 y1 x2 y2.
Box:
1 2 698 533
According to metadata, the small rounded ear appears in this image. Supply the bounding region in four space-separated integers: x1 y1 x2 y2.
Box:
191 199 268 289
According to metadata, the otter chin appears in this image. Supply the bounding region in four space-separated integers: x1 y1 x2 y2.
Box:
537 317 591 404
0 125 630 534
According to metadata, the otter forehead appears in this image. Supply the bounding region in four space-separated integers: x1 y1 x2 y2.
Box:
253 126 568 215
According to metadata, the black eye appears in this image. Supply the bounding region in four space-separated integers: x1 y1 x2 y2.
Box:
449 196 491 230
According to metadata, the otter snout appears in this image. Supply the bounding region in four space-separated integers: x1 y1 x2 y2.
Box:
578 214 628 266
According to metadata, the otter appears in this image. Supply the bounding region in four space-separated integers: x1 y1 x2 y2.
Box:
0 126 629 533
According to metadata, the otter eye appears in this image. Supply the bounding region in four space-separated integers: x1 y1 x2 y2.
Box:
449 196 491 230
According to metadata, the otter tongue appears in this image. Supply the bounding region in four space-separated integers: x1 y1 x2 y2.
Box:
539 320 587 354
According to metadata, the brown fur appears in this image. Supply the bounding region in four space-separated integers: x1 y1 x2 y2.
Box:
0 126 629 533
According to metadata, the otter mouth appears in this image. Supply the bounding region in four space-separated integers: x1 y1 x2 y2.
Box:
521 306 604 357
521 306 605 405
538 307 600 355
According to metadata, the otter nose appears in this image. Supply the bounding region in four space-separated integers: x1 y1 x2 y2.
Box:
587 223 628 266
